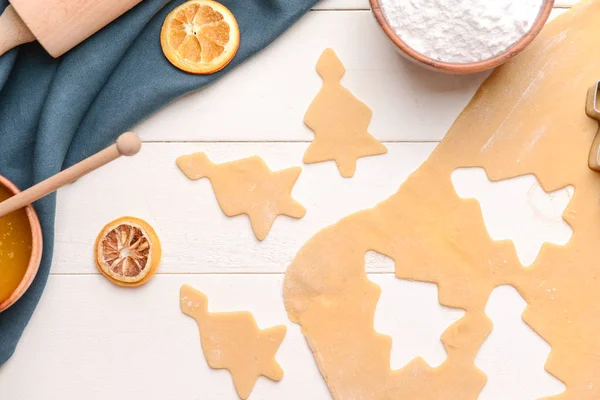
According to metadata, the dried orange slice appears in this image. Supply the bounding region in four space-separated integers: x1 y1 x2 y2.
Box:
160 0 240 74
94 217 162 287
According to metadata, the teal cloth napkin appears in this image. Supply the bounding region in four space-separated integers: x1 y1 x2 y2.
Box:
0 0 316 365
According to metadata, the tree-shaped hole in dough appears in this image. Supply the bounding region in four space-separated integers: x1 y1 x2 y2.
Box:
451 167 573 266
475 285 566 399
370 265 464 369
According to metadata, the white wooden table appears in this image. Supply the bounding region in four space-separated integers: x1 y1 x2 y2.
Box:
0 1 580 399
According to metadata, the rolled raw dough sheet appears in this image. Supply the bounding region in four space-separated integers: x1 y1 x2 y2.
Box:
284 1 600 398
181 285 287 399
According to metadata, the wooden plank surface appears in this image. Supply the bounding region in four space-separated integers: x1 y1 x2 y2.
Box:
0 2 580 400
52 142 432 275
0 275 331 399
555 0 578 6
133 10 489 143
50 142 573 275
314 0 369 9
134 9 567 143
0 275 564 400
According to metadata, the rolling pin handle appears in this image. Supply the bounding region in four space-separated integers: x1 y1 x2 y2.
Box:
0 5 35 56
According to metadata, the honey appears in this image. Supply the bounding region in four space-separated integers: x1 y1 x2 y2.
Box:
0 184 32 304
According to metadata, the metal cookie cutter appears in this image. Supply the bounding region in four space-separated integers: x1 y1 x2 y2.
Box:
587 81 600 172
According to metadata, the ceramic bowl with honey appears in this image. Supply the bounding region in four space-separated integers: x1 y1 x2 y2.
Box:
0 174 43 312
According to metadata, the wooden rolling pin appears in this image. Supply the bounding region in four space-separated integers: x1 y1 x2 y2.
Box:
0 132 142 218
0 0 142 57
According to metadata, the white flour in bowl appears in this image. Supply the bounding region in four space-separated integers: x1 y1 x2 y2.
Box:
379 0 544 63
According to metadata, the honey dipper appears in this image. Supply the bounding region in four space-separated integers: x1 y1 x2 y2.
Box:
0 132 141 218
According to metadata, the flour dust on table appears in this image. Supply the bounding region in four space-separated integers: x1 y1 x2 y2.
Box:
380 0 544 63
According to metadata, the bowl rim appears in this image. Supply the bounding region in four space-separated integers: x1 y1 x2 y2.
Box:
0 174 43 313
369 0 556 74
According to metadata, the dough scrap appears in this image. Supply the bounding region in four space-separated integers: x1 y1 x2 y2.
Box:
176 152 306 240
303 48 388 178
180 285 287 399
283 1 600 399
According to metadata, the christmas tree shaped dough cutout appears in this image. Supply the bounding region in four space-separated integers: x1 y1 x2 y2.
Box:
180 285 287 400
303 48 388 178
176 152 306 240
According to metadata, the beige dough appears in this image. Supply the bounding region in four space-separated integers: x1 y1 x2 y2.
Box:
180 285 287 399
303 48 388 178
176 152 306 240
284 1 600 399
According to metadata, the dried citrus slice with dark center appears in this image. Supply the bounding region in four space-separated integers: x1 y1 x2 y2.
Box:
95 217 162 287
160 0 240 74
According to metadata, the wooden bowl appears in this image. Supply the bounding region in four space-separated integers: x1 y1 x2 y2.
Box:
0 175 43 313
370 0 555 74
